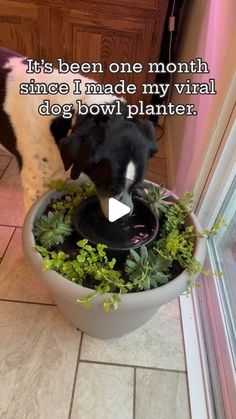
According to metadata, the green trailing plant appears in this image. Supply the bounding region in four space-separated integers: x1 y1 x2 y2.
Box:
153 226 202 275
202 214 227 237
36 241 171 310
36 239 131 311
45 180 95 216
160 192 195 236
34 211 73 249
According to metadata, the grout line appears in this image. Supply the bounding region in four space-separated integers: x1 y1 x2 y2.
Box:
0 227 16 263
0 224 23 228
0 156 12 181
133 367 136 419
68 332 84 419
178 297 188 374
178 297 192 413
0 298 56 307
79 359 187 374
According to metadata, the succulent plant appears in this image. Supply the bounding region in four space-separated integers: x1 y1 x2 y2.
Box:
135 183 173 218
34 211 72 249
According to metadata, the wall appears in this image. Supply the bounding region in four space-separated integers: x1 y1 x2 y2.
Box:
166 0 236 197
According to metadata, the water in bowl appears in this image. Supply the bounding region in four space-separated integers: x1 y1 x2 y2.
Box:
74 197 157 250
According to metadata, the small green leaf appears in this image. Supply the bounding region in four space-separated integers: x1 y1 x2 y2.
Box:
140 245 148 263
125 259 137 269
103 299 111 312
129 249 140 263
77 239 88 248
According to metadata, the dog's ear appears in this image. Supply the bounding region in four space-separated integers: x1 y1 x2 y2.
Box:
59 132 79 171
58 112 110 180
137 120 158 157
50 116 73 143
59 132 92 180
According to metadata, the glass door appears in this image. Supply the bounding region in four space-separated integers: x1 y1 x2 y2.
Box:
194 115 236 417
209 175 236 366
180 103 236 419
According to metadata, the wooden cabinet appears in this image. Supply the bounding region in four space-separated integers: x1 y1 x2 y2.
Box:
0 0 168 104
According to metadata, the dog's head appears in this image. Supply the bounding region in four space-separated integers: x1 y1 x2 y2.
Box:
53 104 157 218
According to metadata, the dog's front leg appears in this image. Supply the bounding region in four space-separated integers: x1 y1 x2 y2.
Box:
21 166 48 213
21 158 68 213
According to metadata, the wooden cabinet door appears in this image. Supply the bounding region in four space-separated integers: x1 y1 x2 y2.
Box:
0 0 53 58
49 1 168 104
0 0 168 105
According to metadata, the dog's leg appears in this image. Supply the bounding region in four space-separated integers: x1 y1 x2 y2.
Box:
3 119 69 212
20 157 68 213
20 161 48 212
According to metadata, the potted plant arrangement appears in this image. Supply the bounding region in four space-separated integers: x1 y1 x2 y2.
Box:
22 176 215 338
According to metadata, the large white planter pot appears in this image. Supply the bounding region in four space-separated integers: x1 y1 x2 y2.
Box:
22 179 206 339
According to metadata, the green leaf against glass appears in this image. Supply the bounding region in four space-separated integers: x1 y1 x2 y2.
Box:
202 214 227 237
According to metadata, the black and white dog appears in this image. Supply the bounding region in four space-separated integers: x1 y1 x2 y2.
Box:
0 47 157 217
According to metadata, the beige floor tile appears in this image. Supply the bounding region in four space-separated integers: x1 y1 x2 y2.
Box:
0 145 12 156
136 369 190 419
0 158 24 226
71 362 133 419
0 301 81 419
0 228 54 304
0 158 21 186
81 299 186 371
0 225 14 259
0 187 24 226
0 155 11 177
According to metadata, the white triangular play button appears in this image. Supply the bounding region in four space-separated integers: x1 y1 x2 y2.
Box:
108 198 131 222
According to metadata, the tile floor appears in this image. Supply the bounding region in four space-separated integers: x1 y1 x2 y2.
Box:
0 142 191 419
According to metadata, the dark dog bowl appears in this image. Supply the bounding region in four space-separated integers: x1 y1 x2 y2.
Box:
73 196 159 266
